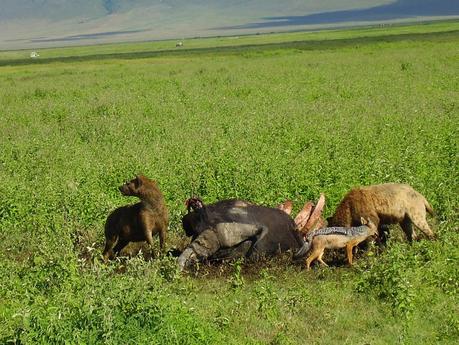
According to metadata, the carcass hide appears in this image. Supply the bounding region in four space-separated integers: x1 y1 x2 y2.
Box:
178 195 325 270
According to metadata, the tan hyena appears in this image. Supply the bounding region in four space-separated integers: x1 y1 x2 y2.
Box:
327 183 435 242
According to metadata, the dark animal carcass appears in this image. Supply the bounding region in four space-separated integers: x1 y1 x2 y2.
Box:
178 197 324 270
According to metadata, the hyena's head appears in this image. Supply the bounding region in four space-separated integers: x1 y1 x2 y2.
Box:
360 217 378 236
119 175 152 197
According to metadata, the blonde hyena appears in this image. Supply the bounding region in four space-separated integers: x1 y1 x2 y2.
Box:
327 183 434 242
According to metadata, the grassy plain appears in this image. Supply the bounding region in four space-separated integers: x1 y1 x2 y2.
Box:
0 22 458 344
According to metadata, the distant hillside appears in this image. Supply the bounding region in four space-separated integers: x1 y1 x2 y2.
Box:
1 0 458 49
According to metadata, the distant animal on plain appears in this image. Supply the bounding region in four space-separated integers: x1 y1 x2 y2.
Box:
327 183 435 242
295 217 378 269
103 175 168 261
176 41 183 47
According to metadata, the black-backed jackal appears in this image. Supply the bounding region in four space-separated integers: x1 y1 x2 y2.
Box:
295 217 378 269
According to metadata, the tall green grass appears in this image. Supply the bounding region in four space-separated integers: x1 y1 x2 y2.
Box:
0 23 458 344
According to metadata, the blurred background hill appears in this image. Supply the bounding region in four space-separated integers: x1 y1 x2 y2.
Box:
1 0 458 49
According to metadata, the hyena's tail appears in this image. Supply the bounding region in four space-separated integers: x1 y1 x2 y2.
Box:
424 198 434 216
293 241 311 260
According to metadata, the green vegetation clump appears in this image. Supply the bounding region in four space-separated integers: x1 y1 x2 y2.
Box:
0 23 458 344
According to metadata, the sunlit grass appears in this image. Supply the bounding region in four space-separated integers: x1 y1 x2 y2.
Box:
0 22 458 344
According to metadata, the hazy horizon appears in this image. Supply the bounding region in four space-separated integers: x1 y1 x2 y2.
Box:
1 0 458 50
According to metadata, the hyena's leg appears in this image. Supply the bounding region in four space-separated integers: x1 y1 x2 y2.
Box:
409 213 435 239
103 236 118 262
141 216 155 248
400 216 417 242
113 239 129 257
158 226 167 251
144 229 155 247
377 224 390 245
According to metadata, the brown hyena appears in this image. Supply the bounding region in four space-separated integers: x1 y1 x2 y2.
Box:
103 175 168 261
327 183 435 242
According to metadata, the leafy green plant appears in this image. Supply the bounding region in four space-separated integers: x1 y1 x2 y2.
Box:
158 254 181 283
355 243 415 318
255 270 279 320
229 258 245 290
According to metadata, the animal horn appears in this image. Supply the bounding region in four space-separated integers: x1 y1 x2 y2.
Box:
293 241 311 259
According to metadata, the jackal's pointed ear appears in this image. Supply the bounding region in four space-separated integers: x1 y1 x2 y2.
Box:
360 217 367 225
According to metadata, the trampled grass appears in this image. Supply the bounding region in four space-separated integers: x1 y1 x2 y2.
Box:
0 22 458 344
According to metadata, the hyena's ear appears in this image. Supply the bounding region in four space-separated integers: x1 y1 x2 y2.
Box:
360 217 368 225
134 175 144 190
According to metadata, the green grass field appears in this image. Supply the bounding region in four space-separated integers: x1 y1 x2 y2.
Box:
0 22 458 344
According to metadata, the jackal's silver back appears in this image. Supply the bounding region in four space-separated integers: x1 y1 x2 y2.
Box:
294 225 370 259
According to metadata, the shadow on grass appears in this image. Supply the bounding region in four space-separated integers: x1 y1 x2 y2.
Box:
1 29 458 67
215 0 459 30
